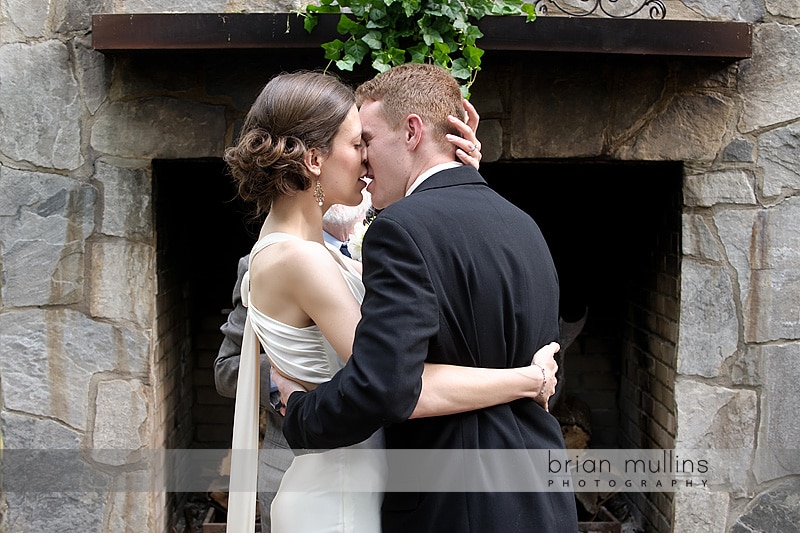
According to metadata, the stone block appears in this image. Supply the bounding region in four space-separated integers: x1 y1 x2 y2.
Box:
88 239 155 327
757 122 800 197
0 41 83 169
682 214 722 262
722 138 755 163
673 488 729 533
94 162 153 240
675 380 755 492
753 342 800 483
91 97 226 160
475 119 502 163
677 260 738 378
739 24 800 133
72 40 110 115
4 490 106 532
58 0 106 33
91 379 148 466
0 167 97 307
731 478 800 533
619 93 734 162
0 309 149 429
716 198 800 343
680 0 765 22
766 0 800 17
676 380 757 448
504 60 608 159
684 169 756 207
0 412 108 531
106 476 153 532
115 0 228 12
3 0 48 38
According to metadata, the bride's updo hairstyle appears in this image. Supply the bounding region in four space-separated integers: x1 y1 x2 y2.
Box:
225 71 356 216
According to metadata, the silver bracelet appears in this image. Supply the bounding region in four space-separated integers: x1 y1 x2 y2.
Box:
533 363 546 397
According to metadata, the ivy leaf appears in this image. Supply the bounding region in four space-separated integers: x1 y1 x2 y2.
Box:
344 38 370 63
336 55 358 71
421 26 443 46
401 0 419 17
305 0 536 88
462 44 484 69
450 58 471 80
439 2 466 21
368 5 387 23
468 2 491 19
348 0 369 17
433 40 452 55
371 51 393 73
320 2 343 11
303 13 319 33
382 28 402 48
386 46 406 66
452 15 470 33
363 30 383 50
521 3 538 22
462 24 484 46
407 42 429 63
431 44 451 67
337 14 360 35
322 39 345 61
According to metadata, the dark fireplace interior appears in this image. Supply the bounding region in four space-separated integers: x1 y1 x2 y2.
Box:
155 158 683 532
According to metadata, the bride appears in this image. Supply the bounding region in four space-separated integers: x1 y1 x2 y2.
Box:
224 71 560 533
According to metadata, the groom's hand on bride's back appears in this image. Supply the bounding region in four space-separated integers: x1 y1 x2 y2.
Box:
270 368 307 416
530 342 560 412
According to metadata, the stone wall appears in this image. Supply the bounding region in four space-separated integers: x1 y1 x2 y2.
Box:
1 1 799 532
0 423 5 533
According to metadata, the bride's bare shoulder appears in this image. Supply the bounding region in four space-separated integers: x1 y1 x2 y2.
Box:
250 238 336 281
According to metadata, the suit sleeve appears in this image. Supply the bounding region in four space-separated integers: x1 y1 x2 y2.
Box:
214 254 273 407
282 216 439 449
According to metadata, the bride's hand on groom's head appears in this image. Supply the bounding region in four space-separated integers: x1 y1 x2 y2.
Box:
447 98 482 169
270 367 307 416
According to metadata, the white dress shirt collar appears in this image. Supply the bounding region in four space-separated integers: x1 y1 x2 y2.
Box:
406 161 463 197
322 229 346 249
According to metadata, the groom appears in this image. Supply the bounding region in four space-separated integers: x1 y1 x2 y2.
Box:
276 63 578 532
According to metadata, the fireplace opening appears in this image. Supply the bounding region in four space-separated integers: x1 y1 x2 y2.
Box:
484 160 682 448
483 160 683 532
154 157 259 452
155 158 682 532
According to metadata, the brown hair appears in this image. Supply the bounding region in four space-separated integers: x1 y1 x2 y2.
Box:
354 63 463 151
225 71 355 217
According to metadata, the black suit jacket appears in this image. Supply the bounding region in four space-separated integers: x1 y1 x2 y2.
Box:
283 166 578 532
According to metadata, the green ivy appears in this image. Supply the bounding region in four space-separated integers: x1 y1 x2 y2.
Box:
298 0 536 97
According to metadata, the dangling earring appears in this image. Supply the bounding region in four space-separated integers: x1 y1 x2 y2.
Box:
313 180 325 207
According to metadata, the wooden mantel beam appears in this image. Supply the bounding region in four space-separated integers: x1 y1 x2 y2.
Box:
91 13 752 60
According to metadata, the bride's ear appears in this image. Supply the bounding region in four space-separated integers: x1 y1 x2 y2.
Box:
304 147 323 176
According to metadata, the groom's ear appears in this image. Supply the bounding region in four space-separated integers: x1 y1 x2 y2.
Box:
405 114 424 151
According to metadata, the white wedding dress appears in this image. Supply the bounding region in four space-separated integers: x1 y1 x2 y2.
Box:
227 232 386 533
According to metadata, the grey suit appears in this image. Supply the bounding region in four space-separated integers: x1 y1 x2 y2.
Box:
214 254 293 533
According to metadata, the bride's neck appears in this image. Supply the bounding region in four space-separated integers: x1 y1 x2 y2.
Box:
260 193 323 242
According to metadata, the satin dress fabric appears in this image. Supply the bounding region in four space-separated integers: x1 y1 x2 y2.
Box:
227 232 386 533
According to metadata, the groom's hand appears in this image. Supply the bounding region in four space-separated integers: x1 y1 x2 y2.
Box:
270 368 307 416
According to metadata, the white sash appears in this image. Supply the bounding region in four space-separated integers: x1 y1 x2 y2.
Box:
226 270 260 532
